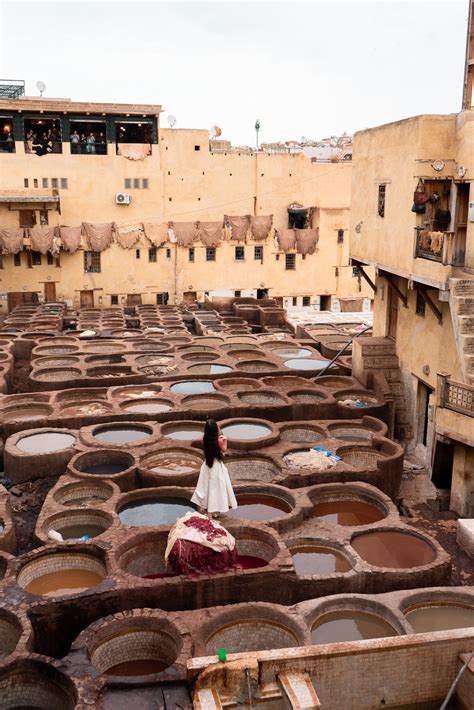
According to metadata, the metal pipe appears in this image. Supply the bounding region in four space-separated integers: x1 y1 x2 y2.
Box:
314 324 372 379
439 650 474 710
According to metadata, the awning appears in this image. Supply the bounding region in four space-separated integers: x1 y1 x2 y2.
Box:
0 192 60 203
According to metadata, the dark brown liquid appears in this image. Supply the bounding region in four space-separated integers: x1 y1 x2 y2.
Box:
292 546 352 575
313 501 385 526
311 611 397 644
352 531 436 568
25 570 103 596
106 659 168 676
405 604 474 632
227 495 291 521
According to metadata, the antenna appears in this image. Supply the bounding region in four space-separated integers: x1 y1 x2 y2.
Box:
36 80 46 97
167 115 176 128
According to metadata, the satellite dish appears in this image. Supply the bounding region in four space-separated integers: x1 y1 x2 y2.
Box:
167 115 177 128
301 136 307 143
210 125 222 139
36 80 46 97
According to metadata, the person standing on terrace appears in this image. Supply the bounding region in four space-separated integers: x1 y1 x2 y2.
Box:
191 419 237 518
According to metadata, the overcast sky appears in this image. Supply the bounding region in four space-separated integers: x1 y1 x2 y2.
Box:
0 0 468 145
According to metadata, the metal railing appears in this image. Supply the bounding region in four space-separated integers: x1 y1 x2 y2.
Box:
70 142 107 155
439 375 474 417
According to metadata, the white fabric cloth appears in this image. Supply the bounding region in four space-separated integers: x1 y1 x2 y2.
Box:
164 512 235 561
191 459 237 514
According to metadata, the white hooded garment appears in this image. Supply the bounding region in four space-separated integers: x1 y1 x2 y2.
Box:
191 458 238 514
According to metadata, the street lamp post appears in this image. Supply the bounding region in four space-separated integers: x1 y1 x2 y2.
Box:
255 119 261 149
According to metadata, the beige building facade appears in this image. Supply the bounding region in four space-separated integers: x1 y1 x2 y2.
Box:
0 96 371 313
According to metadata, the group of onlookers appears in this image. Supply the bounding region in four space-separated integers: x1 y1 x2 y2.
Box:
25 126 61 155
70 130 107 154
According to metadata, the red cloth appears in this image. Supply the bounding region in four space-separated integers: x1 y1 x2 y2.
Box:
168 539 237 576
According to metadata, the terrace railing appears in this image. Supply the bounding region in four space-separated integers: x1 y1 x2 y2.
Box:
438 374 474 417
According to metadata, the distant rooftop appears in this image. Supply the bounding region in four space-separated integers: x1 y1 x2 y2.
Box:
0 79 25 100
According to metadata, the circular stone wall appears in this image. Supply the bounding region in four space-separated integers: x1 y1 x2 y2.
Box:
0 660 77 710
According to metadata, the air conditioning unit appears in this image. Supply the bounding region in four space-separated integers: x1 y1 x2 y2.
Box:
116 192 132 205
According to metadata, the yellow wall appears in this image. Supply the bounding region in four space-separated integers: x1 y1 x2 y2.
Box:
0 127 373 310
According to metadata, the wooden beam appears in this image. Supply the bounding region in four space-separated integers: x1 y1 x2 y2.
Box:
417 286 443 324
357 265 377 293
385 274 407 307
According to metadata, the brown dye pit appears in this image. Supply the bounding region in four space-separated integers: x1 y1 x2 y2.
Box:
291 546 352 575
311 611 398 644
83 463 127 475
55 524 105 540
17 432 76 453
122 401 172 413
94 427 151 444
2 407 51 422
227 495 291 521
405 604 474 633
106 659 168 676
25 570 103 596
313 501 385 526
352 531 436 569
63 495 108 507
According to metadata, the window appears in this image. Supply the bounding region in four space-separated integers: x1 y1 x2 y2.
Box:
142 178 149 189
303 296 311 307
206 248 216 262
275 254 280 261
235 246 245 261
133 178 140 189
60 177 68 189
292 297 297 306
234 290 241 297
69 120 107 154
166 248 171 259
14 253 21 267
416 291 426 317
24 178 29 188
31 251 42 266
194 145 200 151
47 253 53 265
352 266 362 277
55 255 60 268
189 248 195 262
285 253 296 270
124 178 131 189
84 251 101 273
302 254 306 260
111 295 119 305
156 293 165 305
254 246 263 261
378 184 386 218
337 229 344 243
42 178 48 188
51 178 58 189
136 249 140 259
39 210 49 225
148 248 157 262
33 179 38 188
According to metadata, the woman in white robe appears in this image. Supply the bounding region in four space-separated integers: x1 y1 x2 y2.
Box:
191 418 237 516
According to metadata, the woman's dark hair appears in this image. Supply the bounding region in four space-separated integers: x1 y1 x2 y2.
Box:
203 418 222 468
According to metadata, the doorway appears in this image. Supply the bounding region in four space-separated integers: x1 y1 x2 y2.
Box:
7 291 38 312
80 290 94 307
126 294 142 307
387 284 398 339
320 295 331 311
432 439 454 490
416 380 434 446
453 183 469 266
183 291 197 304
44 282 56 302
256 288 268 299
19 210 36 228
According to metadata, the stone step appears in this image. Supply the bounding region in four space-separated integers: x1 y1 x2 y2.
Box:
465 355 474 373
390 383 405 397
362 356 400 369
395 424 412 440
358 343 396 357
379 369 402 383
453 297 474 316
451 279 474 296
395 411 411 425
458 316 474 333
462 335 474 354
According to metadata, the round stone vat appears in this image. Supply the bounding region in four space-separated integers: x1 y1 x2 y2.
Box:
91 423 154 446
120 398 173 414
161 421 205 441
311 610 399 644
225 485 295 524
0 608 22 659
404 602 474 633
225 335 258 344
288 390 328 404
194 336 225 347
279 423 326 443
261 376 309 389
140 448 202 485
351 530 437 569
238 390 288 406
53 480 116 507
220 418 278 450
112 384 162 400
85 612 185 678
2 402 53 422
284 358 334 372
34 345 79 355
181 352 219 362
328 421 385 441
221 342 260 353
82 342 126 353
336 390 382 408
170 380 216 395
118 489 197 527
288 541 353 576
61 400 113 417
337 445 387 470
0 660 77 710
309 487 388 526
33 367 82 383
69 449 137 483
215 377 262 391
271 346 313 358
117 530 176 578
238 360 278 373
135 354 174 366
187 363 233 374
181 393 230 409
229 349 265 360
86 365 133 378
17 549 107 597
39 509 114 542
5 429 77 482
202 604 309 656
34 356 81 368
226 455 282 483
